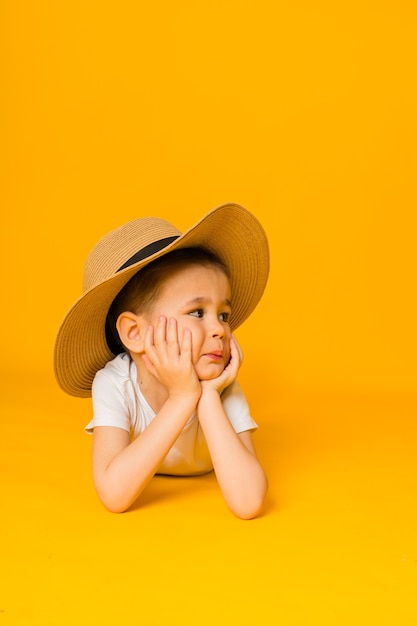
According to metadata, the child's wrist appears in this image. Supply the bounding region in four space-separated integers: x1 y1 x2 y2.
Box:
200 383 222 399
167 390 201 407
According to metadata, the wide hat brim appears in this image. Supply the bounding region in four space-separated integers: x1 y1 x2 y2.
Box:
54 203 269 397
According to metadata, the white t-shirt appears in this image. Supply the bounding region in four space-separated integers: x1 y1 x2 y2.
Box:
86 353 257 476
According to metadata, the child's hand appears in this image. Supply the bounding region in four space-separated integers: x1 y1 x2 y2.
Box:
201 335 243 394
142 316 201 401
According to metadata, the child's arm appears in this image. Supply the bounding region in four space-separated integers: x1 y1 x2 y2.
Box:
92 318 201 513
197 337 268 519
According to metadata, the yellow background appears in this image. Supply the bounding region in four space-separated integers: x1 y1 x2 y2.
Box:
1 1 416 624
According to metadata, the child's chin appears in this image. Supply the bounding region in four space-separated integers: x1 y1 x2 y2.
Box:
197 365 225 381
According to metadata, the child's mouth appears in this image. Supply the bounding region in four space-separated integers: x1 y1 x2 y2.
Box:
204 352 223 362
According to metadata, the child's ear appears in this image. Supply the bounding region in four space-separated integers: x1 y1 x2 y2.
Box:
116 312 145 353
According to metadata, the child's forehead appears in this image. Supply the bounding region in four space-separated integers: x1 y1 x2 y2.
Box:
156 263 231 296
160 259 228 278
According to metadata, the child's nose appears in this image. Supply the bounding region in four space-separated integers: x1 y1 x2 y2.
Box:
210 316 225 338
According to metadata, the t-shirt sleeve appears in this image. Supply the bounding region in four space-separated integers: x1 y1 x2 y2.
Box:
85 368 131 435
221 380 258 433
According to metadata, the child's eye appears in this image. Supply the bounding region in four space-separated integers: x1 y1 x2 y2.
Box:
189 308 204 318
219 312 230 323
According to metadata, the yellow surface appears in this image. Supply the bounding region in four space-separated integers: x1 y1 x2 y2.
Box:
1 1 416 624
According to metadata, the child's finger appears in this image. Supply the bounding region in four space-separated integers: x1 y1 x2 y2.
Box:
231 334 244 363
141 353 157 376
143 325 157 359
166 317 180 356
142 326 159 374
180 327 192 358
153 315 168 350
143 324 154 349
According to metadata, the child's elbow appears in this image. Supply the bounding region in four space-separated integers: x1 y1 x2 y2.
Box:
103 499 130 514
95 481 133 514
232 496 265 520
230 480 268 520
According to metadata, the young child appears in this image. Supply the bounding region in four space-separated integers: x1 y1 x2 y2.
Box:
54 203 270 519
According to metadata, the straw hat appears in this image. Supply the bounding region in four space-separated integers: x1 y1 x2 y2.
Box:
54 203 269 398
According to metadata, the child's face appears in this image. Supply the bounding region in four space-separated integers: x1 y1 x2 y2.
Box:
148 264 233 381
